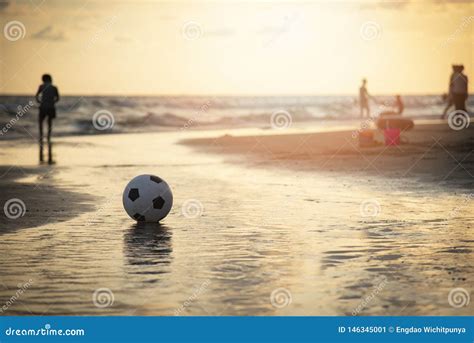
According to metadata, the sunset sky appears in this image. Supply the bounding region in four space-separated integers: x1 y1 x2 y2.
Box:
0 0 472 96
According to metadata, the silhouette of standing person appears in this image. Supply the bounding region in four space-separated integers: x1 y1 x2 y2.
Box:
395 94 404 115
449 65 468 113
35 74 59 164
359 79 371 118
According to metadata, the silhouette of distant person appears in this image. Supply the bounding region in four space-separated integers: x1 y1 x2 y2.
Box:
35 74 59 164
449 65 468 112
379 95 404 117
359 79 371 118
395 95 404 115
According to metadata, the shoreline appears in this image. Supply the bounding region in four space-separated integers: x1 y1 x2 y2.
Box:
0 115 468 141
181 122 474 188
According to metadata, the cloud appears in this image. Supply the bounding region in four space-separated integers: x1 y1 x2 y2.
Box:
257 13 300 36
31 26 66 41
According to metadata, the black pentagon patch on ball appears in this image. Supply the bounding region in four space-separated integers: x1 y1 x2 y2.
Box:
150 175 163 184
133 213 145 221
128 188 140 201
153 196 165 209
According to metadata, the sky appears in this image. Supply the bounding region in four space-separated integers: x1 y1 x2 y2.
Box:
0 0 473 96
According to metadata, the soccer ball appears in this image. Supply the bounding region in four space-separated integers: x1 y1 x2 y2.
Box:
122 174 173 222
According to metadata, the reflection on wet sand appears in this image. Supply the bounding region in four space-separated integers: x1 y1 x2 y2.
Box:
322 215 473 316
123 223 173 279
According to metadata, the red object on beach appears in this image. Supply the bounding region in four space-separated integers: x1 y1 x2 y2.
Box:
384 128 400 146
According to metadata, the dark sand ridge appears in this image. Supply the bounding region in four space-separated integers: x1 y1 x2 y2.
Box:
0 165 96 234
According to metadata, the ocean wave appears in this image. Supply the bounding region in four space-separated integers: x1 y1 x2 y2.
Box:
0 94 471 138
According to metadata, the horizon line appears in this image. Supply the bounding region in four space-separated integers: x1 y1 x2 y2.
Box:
0 92 466 98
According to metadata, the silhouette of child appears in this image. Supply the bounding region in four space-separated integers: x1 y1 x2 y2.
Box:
379 95 404 117
35 74 59 164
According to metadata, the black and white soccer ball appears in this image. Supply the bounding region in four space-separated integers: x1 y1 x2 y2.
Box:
122 174 173 222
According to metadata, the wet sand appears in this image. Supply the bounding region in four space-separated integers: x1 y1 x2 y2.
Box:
0 123 473 316
182 122 474 186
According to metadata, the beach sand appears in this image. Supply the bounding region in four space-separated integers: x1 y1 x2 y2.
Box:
0 121 473 316
183 121 474 186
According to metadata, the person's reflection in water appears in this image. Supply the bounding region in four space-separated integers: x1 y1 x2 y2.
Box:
123 223 172 281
